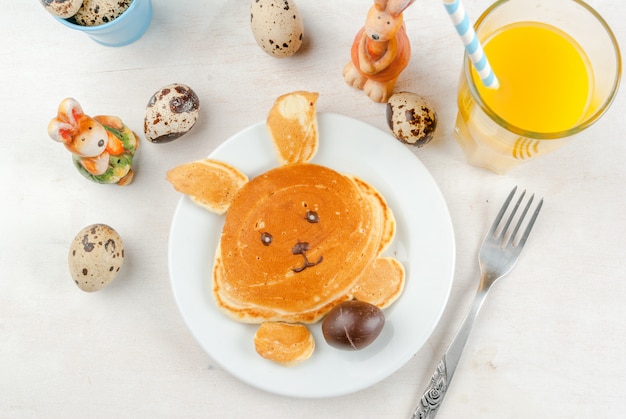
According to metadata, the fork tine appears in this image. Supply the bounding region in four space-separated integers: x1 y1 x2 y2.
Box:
499 189 526 240
488 186 517 237
515 197 543 249
507 193 534 246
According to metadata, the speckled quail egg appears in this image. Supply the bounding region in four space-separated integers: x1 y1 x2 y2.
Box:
73 0 132 26
144 83 200 143
68 224 124 292
386 92 438 147
40 0 84 19
250 0 304 58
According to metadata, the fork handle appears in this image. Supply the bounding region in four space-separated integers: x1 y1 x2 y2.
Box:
411 287 489 419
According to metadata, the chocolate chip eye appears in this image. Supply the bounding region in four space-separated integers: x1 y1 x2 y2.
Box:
305 211 319 223
260 232 273 246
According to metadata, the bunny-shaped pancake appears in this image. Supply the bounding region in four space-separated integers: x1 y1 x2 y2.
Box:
167 92 405 365
343 0 416 103
48 98 139 185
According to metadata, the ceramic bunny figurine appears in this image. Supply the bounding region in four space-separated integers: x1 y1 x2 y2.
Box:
343 0 416 103
48 98 139 185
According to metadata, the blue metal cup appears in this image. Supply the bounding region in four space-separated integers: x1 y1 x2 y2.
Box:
55 0 152 47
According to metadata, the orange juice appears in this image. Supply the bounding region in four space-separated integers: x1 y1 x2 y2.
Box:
453 0 620 175
471 22 592 133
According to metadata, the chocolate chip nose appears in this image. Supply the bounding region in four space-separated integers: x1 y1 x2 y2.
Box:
292 241 310 255
372 34 380 41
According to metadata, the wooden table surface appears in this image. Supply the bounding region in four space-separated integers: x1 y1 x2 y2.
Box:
2 0 625 417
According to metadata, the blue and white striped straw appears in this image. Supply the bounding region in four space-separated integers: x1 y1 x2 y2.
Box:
443 0 499 89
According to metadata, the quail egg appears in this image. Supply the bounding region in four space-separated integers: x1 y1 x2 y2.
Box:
387 92 438 147
250 0 304 58
40 0 84 19
144 83 200 143
73 0 132 26
68 224 124 292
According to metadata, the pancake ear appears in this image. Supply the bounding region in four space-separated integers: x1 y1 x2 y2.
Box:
166 159 249 214
267 91 319 165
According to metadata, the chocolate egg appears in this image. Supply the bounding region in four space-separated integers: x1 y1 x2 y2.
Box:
250 0 304 58
386 92 437 147
68 224 124 292
322 300 385 350
144 83 200 143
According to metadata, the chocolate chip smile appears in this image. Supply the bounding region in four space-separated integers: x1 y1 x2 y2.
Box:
291 241 323 273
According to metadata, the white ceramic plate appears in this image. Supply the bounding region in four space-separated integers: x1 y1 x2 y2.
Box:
168 113 455 398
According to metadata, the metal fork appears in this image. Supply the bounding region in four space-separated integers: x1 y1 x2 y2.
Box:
411 186 543 419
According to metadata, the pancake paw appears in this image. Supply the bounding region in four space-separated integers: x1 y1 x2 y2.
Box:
254 322 315 366
166 159 248 214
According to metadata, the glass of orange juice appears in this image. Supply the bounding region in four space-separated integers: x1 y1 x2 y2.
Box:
454 0 621 174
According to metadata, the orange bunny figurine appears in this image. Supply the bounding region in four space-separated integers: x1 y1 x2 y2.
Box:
48 98 139 185
343 0 415 103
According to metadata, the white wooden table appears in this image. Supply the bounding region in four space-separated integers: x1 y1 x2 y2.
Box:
2 1 625 417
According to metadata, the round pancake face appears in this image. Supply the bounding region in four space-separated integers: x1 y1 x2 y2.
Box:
216 163 382 322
